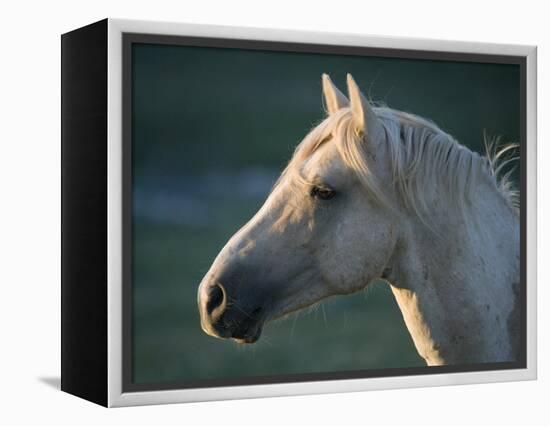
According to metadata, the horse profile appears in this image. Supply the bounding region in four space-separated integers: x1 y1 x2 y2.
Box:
197 74 520 366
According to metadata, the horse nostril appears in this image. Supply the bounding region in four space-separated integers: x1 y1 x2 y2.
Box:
205 283 226 317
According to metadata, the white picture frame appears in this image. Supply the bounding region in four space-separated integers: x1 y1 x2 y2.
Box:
61 18 537 407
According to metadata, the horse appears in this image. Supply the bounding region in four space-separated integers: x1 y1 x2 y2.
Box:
197 74 520 366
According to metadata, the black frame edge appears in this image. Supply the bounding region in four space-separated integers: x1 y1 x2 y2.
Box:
61 18 109 407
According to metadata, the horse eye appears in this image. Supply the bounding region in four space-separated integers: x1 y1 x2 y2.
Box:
310 186 335 201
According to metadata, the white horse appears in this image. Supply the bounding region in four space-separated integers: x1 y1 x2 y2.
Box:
197 74 520 366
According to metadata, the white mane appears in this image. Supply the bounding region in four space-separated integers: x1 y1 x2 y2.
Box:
283 106 519 220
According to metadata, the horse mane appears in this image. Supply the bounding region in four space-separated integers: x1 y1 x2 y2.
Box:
280 106 519 219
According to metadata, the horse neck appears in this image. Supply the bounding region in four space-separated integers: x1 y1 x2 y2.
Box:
385 174 520 365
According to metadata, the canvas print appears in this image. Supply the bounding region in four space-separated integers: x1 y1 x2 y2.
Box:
130 42 521 387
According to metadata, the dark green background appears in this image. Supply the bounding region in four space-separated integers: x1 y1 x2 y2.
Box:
131 43 520 384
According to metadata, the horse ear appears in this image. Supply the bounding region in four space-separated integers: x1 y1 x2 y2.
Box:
322 74 348 115
346 74 384 139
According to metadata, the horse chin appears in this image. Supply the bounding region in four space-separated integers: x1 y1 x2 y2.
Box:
232 324 263 344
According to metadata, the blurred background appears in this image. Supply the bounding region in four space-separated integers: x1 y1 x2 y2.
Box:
131 43 520 385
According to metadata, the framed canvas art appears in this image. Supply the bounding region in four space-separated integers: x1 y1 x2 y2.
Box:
61 18 537 407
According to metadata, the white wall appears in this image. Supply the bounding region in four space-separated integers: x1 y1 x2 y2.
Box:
0 0 546 424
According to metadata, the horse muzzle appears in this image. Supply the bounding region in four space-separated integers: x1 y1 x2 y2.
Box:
198 281 265 344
